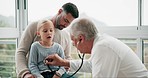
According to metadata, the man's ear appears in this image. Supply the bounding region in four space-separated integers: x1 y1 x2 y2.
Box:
58 9 63 15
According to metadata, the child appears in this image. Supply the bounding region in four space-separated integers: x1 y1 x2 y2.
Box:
28 19 65 78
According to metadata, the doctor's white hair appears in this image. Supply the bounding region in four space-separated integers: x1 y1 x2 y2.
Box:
70 18 98 40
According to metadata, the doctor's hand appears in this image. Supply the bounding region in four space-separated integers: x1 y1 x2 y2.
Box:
45 54 70 67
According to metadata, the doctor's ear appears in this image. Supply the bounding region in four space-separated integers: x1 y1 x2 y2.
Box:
79 39 82 43
78 35 85 43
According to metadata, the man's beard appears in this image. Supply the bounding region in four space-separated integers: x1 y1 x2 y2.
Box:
55 16 64 30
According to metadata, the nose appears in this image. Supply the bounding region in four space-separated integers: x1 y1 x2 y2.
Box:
72 41 78 47
63 23 68 27
64 21 70 27
63 24 67 28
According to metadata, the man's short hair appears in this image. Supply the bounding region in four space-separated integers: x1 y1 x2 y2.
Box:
62 2 79 18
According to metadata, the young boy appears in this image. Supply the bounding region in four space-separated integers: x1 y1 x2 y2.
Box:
28 19 65 78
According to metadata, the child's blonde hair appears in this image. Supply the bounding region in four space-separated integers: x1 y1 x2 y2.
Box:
37 19 53 31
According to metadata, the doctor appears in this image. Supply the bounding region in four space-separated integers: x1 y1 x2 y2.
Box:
46 18 148 77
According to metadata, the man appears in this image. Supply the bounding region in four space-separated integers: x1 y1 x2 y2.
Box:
15 2 79 78
45 18 148 78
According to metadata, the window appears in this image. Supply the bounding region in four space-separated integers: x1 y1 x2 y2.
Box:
0 39 16 77
143 0 148 25
144 40 148 69
0 0 17 77
0 0 15 28
28 0 138 26
120 39 137 52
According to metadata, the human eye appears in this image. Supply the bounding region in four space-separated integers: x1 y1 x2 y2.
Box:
50 29 53 32
43 29 47 33
64 18 69 23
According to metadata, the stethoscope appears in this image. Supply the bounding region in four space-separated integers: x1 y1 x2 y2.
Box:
67 54 85 78
47 39 85 78
66 41 85 78
47 47 85 78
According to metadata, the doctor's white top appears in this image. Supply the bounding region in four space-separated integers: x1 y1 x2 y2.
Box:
70 34 148 78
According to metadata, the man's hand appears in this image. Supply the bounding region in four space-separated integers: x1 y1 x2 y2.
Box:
24 73 35 78
45 54 70 67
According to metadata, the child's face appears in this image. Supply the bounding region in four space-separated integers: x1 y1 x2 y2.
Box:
38 22 54 42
